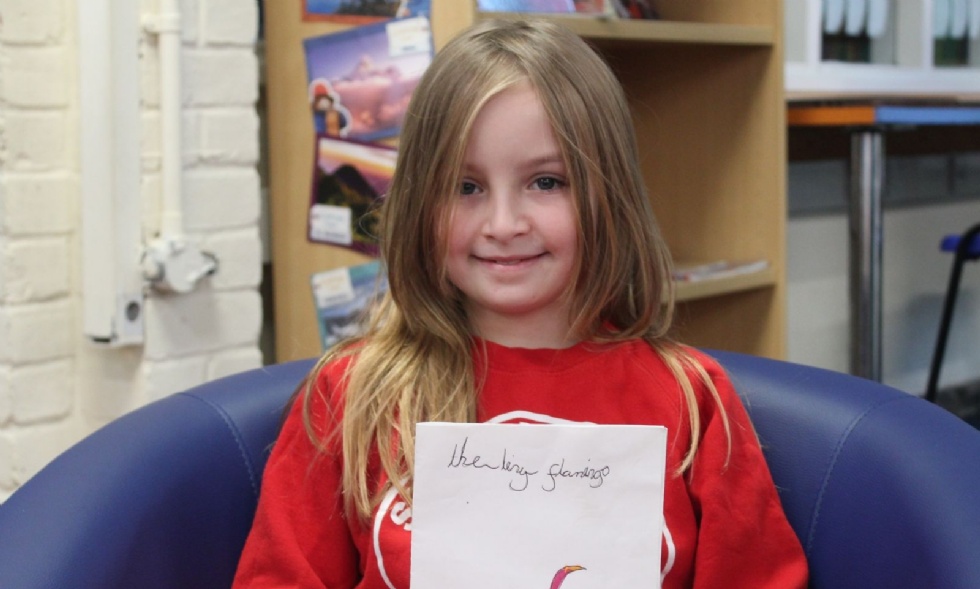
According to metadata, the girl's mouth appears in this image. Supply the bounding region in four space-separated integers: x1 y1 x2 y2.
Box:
477 253 545 266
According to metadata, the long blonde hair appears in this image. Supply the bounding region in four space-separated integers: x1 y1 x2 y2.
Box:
303 18 730 520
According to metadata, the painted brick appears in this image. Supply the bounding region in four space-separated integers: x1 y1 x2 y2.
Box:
143 288 261 360
0 237 71 303
0 301 74 364
182 111 203 165
0 172 75 236
10 359 73 425
183 168 260 230
200 109 260 164
76 344 144 427
201 228 261 289
0 0 267 499
142 355 207 402
0 433 14 493
0 367 11 425
180 0 201 44
0 111 70 172
0 46 69 108
0 0 65 44
185 49 259 106
208 346 262 380
141 110 203 169
201 0 259 46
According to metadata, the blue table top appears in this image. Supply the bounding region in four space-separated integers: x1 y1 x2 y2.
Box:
875 105 980 125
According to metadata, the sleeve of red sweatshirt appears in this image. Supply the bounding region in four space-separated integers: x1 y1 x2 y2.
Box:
232 360 361 589
687 353 809 589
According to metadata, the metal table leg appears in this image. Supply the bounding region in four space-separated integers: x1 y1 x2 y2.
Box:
849 130 884 381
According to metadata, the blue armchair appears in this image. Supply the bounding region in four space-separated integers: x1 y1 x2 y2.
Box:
2 351 980 588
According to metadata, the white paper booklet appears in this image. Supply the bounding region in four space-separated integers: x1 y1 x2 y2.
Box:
411 423 667 589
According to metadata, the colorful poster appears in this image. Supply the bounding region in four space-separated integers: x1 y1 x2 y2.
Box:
303 0 431 23
412 423 668 588
311 260 388 350
304 17 433 142
308 136 396 254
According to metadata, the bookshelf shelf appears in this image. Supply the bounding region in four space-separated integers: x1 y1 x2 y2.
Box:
476 13 774 46
675 265 777 303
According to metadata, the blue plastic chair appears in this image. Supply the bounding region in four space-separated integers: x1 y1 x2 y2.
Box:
3 352 980 588
925 222 980 402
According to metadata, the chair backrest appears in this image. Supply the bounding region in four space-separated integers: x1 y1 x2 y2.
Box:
0 358 313 589
2 352 980 589
710 349 980 589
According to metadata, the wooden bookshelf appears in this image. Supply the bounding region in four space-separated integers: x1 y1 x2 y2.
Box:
264 0 787 361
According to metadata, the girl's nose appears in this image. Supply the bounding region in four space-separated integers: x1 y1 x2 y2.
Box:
483 192 529 240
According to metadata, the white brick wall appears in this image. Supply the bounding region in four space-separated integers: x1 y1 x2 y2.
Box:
0 237 72 302
0 173 76 235
0 0 263 501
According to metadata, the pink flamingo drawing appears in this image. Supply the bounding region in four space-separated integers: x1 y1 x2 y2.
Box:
550 565 585 588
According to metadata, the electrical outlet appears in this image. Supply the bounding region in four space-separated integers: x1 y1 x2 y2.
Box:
113 293 145 346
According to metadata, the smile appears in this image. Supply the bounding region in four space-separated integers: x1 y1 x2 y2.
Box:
476 254 545 266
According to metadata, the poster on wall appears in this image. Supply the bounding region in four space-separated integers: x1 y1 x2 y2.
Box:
311 260 388 350
303 16 433 142
303 0 431 23
307 135 396 255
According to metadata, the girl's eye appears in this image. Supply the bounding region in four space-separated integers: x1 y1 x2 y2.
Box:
460 181 479 196
533 176 564 191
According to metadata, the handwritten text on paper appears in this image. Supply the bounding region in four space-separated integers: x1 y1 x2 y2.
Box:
447 436 611 492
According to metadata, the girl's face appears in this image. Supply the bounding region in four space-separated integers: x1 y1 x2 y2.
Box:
444 82 579 348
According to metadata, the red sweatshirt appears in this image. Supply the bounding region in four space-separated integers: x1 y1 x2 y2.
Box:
233 339 808 588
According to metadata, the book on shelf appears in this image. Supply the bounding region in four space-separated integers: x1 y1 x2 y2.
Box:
672 259 770 283
476 0 658 19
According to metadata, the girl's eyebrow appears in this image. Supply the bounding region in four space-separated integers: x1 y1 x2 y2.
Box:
460 153 565 175
525 154 564 167
509 153 565 172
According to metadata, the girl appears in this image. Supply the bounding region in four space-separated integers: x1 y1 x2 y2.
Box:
233 18 808 589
